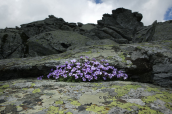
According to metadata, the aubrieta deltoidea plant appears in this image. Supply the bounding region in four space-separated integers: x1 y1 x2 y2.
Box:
37 56 128 82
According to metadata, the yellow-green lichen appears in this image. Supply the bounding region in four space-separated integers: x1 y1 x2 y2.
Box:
118 52 126 63
0 84 9 88
66 112 73 114
93 83 103 86
105 96 163 113
70 100 81 106
22 88 29 90
32 88 41 93
109 101 133 111
55 100 63 105
92 86 106 91
142 87 172 110
162 40 172 43
63 53 73 59
0 84 10 95
46 106 61 114
145 87 161 92
105 84 142 100
118 52 129 64
106 56 113 59
86 104 109 114
79 50 92 55
49 57 63 61
16 105 22 109
136 46 142 49
31 83 35 87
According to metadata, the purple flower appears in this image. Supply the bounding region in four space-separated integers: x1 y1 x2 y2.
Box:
71 67 77 72
92 58 96 61
82 77 86 81
103 77 106 80
94 61 100 65
91 66 96 71
67 65 72 70
94 76 98 80
85 56 89 59
69 72 73 76
104 63 109 66
71 59 76 63
37 56 128 82
37 76 43 80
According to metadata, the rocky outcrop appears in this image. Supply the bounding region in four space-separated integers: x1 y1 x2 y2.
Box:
1 8 171 60
0 7 172 88
0 40 172 88
0 8 148 60
98 8 143 32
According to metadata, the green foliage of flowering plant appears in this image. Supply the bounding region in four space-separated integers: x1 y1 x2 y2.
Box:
37 56 130 82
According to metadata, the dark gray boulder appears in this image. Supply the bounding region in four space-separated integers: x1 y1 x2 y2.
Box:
20 15 66 37
97 8 144 44
26 30 93 57
111 8 143 30
0 29 28 59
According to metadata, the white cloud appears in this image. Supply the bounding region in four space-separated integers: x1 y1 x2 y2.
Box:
0 0 172 29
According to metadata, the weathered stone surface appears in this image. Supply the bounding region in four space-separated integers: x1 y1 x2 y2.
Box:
0 8 172 88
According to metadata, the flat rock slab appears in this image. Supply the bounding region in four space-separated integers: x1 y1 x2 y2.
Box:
0 78 172 114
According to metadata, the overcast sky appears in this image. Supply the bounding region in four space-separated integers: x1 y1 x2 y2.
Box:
0 0 172 29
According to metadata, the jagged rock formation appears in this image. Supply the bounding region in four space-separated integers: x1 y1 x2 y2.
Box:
132 20 157 43
0 7 172 88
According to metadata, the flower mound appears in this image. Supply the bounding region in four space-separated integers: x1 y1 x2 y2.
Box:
37 56 128 82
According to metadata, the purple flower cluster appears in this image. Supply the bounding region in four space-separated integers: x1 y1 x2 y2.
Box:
37 56 128 82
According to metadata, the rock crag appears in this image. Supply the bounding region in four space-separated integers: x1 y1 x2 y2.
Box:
0 7 172 88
